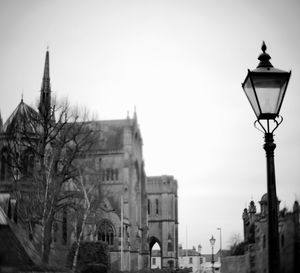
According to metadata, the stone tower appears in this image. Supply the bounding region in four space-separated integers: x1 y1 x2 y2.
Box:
147 175 178 269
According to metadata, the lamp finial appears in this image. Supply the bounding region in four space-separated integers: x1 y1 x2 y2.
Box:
257 41 273 68
262 41 267 53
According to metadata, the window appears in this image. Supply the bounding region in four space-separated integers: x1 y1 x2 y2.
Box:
0 153 6 180
53 222 58 242
148 199 151 215
152 258 156 265
106 169 110 181
102 168 118 182
28 154 34 174
0 148 10 181
156 199 159 215
22 149 34 176
263 234 266 249
281 234 285 247
168 234 173 251
168 260 174 268
189 257 193 264
111 169 114 180
98 221 114 245
98 158 102 169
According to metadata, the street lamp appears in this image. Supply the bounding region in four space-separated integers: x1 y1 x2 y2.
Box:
217 228 222 262
198 244 202 273
209 235 216 273
242 42 291 273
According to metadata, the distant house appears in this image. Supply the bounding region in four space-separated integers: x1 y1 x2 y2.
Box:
151 249 162 269
178 245 202 273
177 244 229 273
200 251 223 273
179 246 221 273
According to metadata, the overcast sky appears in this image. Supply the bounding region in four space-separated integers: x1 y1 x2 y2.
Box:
0 0 299 254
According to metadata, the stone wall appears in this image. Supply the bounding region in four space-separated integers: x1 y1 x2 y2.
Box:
221 255 246 273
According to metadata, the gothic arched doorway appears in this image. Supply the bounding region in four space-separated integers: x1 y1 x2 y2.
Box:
149 236 162 269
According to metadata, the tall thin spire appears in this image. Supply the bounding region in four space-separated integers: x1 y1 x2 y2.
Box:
39 50 51 116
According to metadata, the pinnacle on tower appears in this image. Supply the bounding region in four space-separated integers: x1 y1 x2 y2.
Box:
134 105 137 121
38 50 51 116
0 111 3 132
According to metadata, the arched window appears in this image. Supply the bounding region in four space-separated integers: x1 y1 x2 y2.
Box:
0 148 9 181
53 222 58 242
28 154 34 174
23 149 34 176
98 220 114 245
0 153 6 180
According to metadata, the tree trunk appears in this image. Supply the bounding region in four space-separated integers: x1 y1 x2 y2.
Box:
42 218 53 264
72 207 90 272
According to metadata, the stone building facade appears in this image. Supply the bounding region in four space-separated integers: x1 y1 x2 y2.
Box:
147 175 178 269
73 117 149 271
0 50 179 271
222 194 300 273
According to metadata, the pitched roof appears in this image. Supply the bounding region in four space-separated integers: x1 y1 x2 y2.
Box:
3 99 39 134
0 207 35 267
86 118 141 152
178 248 200 257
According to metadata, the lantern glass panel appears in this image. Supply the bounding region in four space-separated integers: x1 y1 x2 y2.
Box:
251 74 288 116
243 75 260 118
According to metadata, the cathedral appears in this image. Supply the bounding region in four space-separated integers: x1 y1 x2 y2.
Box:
0 51 178 271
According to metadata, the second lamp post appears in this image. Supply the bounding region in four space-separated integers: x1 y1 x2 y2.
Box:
209 235 216 273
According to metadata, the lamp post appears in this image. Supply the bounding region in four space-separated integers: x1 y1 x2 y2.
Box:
198 244 202 273
217 228 222 265
209 235 216 273
242 42 291 273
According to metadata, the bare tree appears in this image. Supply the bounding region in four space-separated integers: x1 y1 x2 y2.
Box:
228 232 242 246
228 232 245 256
71 169 96 273
5 98 99 264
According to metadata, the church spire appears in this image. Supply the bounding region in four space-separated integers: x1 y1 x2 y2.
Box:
39 50 51 116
